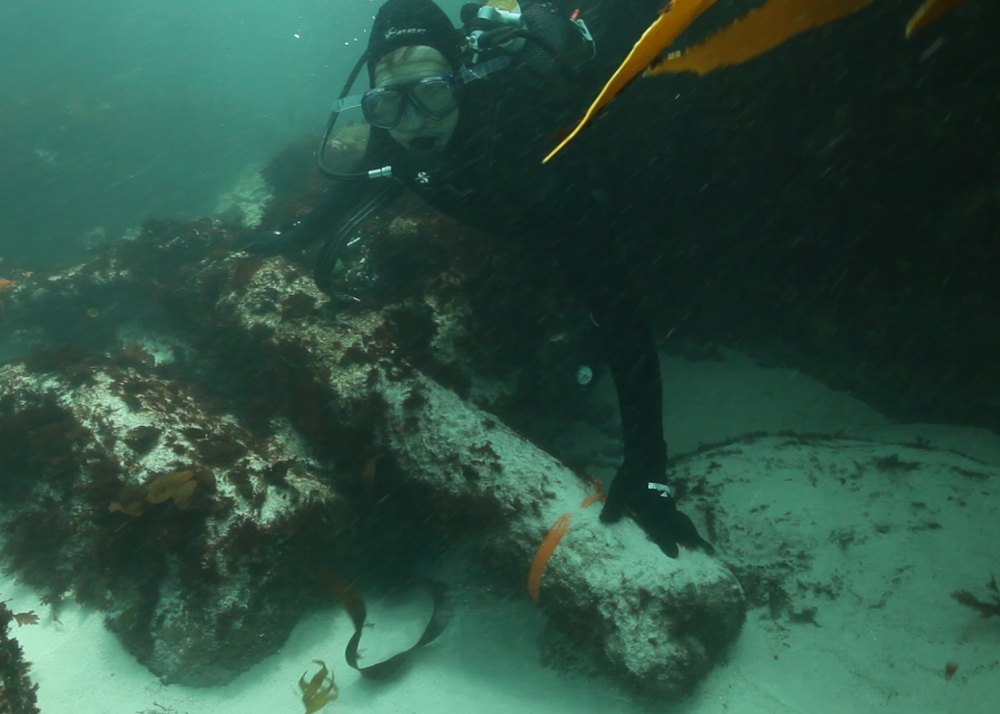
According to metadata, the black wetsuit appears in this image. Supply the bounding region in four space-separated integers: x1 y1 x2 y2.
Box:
273 3 712 557
294 61 666 491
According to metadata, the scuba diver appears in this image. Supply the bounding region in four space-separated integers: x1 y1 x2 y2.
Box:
252 0 713 558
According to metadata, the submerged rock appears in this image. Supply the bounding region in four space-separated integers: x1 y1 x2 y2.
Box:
0 214 745 698
0 356 343 686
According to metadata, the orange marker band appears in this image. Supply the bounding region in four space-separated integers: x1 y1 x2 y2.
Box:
527 512 572 602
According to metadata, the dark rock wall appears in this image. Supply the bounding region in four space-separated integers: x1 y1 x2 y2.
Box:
569 1 1000 429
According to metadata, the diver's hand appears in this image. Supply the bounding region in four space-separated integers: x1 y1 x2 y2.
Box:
600 463 715 558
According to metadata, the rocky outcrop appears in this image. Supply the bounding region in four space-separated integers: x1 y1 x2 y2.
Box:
0 602 39 714
0 353 343 686
0 214 745 698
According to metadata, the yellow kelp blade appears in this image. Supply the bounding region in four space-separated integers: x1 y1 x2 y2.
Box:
906 0 970 37
542 0 719 163
647 0 875 76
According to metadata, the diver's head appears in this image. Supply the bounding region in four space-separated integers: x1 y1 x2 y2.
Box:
366 0 463 152
372 46 458 151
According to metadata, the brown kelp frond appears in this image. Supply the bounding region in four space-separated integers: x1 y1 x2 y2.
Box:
952 575 1000 618
906 0 971 37
647 0 875 77
527 512 572 602
299 659 338 714
545 0 977 161
542 0 720 163
108 467 215 516
12 611 39 627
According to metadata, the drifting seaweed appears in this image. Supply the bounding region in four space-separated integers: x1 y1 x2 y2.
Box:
0 601 40 714
298 659 338 714
579 478 606 508
952 575 1000 618
907 0 971 37
12 612 38 628
317 567 450 680
528 478 607 602
528 513 572 603
109 468 214 517
647 0 874 77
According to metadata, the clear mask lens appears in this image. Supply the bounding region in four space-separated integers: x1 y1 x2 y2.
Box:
362 76 456 129
364 91 406 129
411 79 455 116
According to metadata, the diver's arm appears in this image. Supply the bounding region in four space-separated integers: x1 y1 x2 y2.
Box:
242 174 391 256
280 183 378 252
561 252 714 557
241 129 401 255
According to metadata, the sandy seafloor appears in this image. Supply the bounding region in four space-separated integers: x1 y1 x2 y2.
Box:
3 350 999 714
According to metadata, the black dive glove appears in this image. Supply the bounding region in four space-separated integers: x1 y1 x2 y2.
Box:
600 454 715 558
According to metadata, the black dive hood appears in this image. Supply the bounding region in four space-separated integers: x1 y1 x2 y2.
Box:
315 0 592 182
317 0 464 182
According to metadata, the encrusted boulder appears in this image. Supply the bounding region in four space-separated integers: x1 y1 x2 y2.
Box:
0 355 344 686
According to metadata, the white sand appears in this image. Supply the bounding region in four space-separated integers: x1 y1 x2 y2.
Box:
4 351 999 714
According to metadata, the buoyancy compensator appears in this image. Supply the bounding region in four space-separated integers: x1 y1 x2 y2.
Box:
459 1 595 88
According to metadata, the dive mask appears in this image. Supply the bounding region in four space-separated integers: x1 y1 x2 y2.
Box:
333 74 458 130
